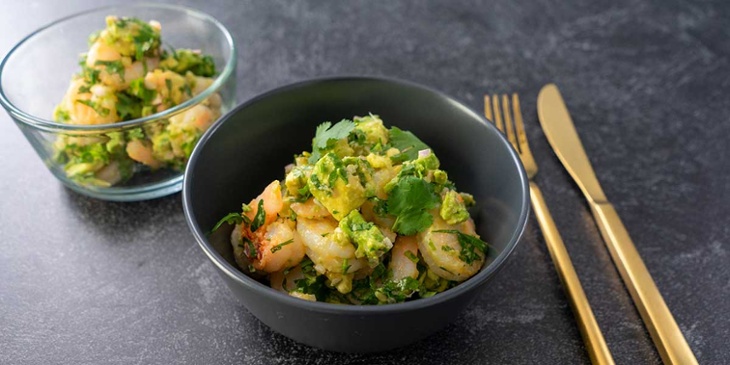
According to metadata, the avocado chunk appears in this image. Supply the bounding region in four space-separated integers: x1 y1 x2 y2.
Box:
339 210 393 266
354 114 389 146
307 153 368 220
439 189 470 225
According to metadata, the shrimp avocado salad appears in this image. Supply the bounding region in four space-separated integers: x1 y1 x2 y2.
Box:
53 16 222 187
213 115 489 304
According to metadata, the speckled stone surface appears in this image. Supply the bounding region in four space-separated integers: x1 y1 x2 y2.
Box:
1 1 728 364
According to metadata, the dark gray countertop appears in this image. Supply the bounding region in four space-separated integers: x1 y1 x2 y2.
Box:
1 1 728 364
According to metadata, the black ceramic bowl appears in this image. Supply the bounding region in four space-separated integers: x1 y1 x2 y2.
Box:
183 77 529 353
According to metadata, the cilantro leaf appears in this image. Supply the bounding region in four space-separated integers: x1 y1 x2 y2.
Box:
270 238 294 253
250 199 266 232
434 230 489 264
387 176 440 235
211 212 245 233
389 127 430 162
308 120 355 163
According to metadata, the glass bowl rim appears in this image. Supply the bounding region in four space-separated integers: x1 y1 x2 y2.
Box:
0 3 236 133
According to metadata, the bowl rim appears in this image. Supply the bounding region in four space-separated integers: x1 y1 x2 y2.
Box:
0 3 236 133
182 76 530 314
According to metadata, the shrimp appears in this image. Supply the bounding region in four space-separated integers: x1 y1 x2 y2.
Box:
417 213 484 282
290 198 331 220
296 217 367 294
269 265 317 301
144 70 188 109
99 57 160 89
168 104 215 132
86 41 121 66
126 139 162 169
94 160 124 186
389 235 419 281
238 181 306 273
61 79 118 125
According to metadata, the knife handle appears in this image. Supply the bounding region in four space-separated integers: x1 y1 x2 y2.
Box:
589 202 698 365
530 183 615 365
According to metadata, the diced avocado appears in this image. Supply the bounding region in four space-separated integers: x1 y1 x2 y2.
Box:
339 210 393 266
342 156 376 198
440 190 470 225
354 114 389 146
102 16 161 60
160 49 216 77
413 152 440 173
307 153 367 220
284 165 312 199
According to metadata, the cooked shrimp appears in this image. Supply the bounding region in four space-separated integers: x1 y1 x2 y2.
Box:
61 80 118 125
290 198 331 220
168 104 215 132
94 160 124 186
99 57 159 89
245 218 306 273
126 139 162 169
417 214 484 281
86 41 121 66
296 217 367 293
389 235 419 281
144 69 188 109
245 181 284 226
236 181 306 273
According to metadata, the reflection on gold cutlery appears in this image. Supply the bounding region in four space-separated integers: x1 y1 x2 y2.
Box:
537 84 698 365
485 93 614 365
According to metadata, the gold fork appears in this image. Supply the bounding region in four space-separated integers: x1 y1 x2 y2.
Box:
485 94 615 365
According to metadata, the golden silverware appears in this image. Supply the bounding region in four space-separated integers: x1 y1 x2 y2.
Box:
485 94 614 365
537 84 698 365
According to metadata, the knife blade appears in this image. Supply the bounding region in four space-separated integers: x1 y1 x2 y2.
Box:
537 84 698 365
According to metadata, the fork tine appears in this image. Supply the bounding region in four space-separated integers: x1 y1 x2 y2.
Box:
484 95 493 122
511 94 530 156
491 95 504 132
501 94 519 152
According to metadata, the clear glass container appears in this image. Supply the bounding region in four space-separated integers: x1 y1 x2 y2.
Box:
0 4 236 201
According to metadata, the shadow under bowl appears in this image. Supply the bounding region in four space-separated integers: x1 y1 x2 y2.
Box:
183 76 529 353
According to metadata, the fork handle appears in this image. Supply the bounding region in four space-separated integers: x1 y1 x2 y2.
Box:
589 202 698 365
530 182 615 365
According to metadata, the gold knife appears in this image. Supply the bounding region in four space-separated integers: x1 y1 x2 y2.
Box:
537 84 698 365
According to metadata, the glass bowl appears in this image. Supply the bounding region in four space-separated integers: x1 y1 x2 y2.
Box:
0 4 236 201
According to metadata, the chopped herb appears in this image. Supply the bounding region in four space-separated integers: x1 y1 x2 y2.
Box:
210 212 244 233
342 258 351 273
270 239 294 253
441 245 454 252
95 60 125 79
404 251 419 263
250 199 266 232
243 237 257 258
309 120 355 163
434 230 489 264
76 99 110 117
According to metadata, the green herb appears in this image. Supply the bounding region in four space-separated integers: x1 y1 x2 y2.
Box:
441 245 454 252
95 60 125 79
78 84 92 94
126 127 144 140
76 99 110 117
404 251 419 263
389 127 430 162
342 258 351 274
309 120 355 163
250 199 266 232
270 238 294 253
386 176 440 235
128 79 156 105
164 78 173 103
115 92 142 120
211 212 244 233
434 230 488 264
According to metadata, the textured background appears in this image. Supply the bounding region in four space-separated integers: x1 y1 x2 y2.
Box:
1 1 728 364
